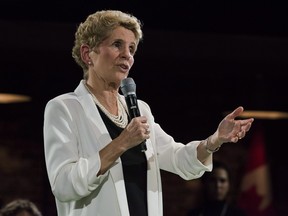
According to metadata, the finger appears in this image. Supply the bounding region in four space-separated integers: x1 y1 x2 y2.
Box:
145 128 150 134
143 123 150 135
226 106 244 120
243 122 252 132
240 118 254 125
231 136 239 143
236 131 245 139
239 118 253 127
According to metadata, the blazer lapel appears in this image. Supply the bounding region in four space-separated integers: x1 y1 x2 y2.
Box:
75 80 130 215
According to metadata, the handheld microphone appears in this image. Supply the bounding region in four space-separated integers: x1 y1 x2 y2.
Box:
120 77 147 152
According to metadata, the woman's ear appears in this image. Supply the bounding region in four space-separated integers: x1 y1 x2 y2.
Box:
80 44 92 65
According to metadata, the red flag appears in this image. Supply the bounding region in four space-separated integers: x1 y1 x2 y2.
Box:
238 124 277 216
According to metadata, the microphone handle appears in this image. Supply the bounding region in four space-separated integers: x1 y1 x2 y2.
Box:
125 94 147 152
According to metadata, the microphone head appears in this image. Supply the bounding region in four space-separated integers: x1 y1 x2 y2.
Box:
120 77 136 96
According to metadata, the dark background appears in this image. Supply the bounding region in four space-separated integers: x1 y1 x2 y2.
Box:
0 1 288 215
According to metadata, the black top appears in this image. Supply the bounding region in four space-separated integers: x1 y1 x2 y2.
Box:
97 106 148 216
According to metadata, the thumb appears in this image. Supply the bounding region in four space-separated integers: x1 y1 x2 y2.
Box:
226 106 244 120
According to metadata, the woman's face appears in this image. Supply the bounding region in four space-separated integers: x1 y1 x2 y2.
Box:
205 167 230 201
89 26 137 87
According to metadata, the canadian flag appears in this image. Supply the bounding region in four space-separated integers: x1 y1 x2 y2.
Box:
238 123 277 216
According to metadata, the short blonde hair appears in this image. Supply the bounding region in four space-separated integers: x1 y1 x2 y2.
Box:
72 10 143 79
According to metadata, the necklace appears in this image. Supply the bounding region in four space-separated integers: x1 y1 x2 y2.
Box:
84 82 128 128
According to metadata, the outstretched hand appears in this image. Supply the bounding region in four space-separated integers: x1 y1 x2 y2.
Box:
216 106 254 143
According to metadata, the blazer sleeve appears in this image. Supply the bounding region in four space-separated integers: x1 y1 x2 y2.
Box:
43 96 108 202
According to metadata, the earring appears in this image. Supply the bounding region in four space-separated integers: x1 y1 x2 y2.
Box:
88 61 92 65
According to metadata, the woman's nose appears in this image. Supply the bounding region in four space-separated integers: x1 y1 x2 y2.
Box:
121 47 132 60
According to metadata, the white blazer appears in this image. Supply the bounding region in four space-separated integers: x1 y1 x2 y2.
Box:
43 80 212 216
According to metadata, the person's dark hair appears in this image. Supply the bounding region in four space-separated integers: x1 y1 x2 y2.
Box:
0 199 42 216
202 160 231 182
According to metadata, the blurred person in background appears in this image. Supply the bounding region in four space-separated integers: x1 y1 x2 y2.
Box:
187 160 246 216
0 199 42 216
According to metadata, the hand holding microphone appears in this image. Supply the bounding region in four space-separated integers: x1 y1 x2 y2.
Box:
120 77 147 152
